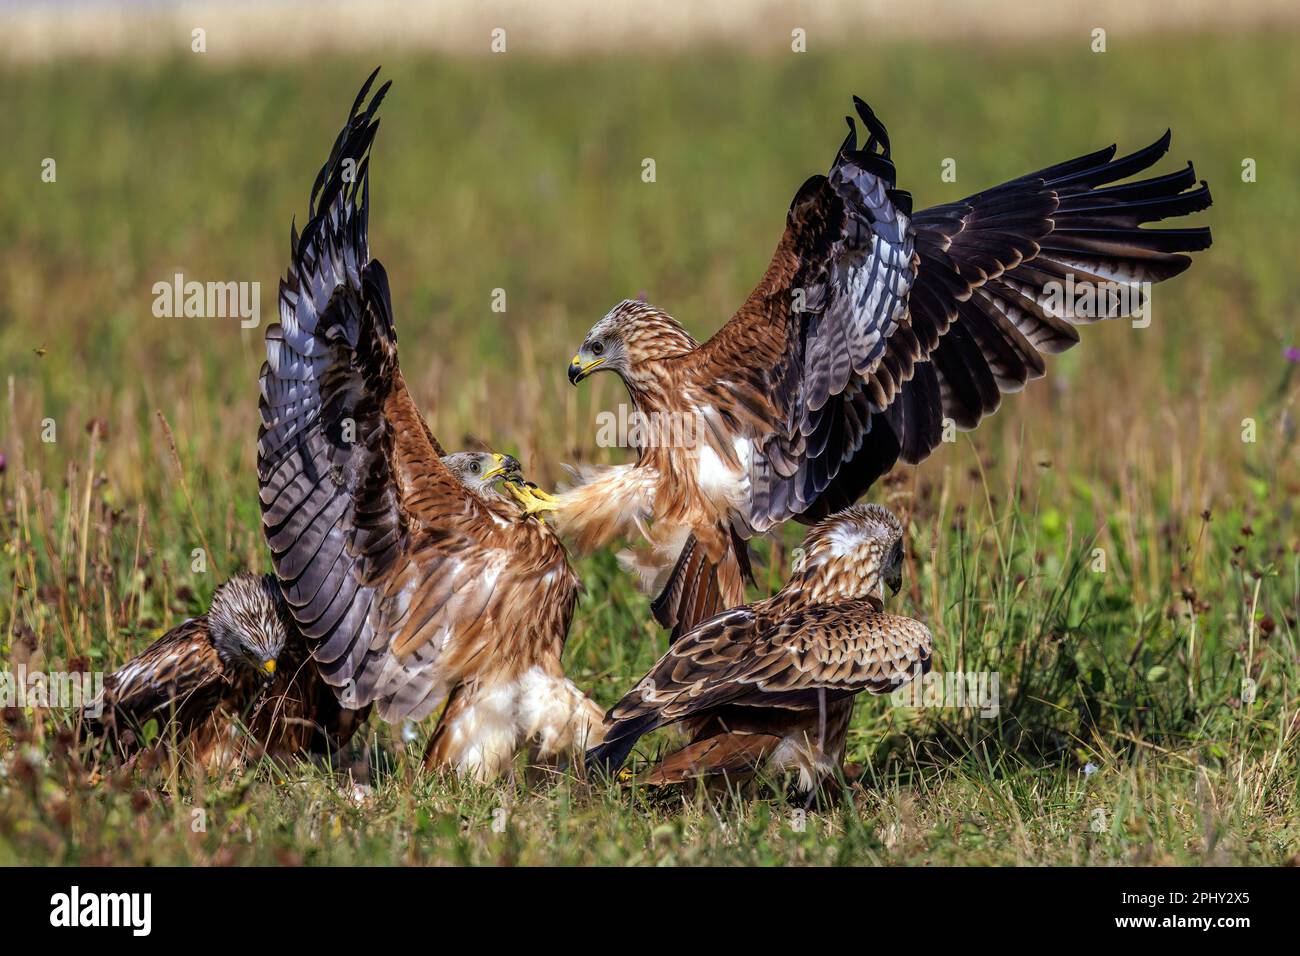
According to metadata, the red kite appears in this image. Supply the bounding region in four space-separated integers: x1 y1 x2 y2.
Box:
586 505 930 793
553 100 1212 637
89 572 288 766
257 71 603 781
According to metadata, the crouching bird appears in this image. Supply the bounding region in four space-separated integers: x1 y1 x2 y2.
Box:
257 69 604 782
87 572 289 766
585 505 931 795
87 453 538 772
550 97 1212 642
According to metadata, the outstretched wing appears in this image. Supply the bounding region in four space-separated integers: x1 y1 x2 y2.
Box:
680 100 917 533
587 602 931 771
901 127 1211 444
257 70 524 722
97 618 228 725
684 99 1211 531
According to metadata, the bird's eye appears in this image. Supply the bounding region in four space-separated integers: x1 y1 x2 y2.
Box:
470 460 480 474
591 341 605 356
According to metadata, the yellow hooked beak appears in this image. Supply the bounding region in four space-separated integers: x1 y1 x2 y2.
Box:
262 659 277 676
480 453 512 481
568 355 604 385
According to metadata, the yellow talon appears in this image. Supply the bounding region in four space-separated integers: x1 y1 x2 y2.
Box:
505 479 560 520
527 484 560 504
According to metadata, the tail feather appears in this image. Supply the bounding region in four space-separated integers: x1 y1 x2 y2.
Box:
642 732 780 786
584 713 660 777
650 529 752 643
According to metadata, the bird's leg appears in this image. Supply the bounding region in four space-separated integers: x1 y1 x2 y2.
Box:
805 687 828 811
817 687 827 754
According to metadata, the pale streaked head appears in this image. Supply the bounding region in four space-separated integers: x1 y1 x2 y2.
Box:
568 299 698 388
442 451 523 502
786 503 905 604
207 572 289 677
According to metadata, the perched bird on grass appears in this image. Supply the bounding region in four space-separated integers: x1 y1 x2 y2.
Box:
585 504 931 794
257 69 604 782
89 572 288 767
547 98 1212 640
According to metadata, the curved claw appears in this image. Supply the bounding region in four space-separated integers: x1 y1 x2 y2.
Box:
505 478 560 521
524 482 560 504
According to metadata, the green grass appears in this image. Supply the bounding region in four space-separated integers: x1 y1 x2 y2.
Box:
1 33 1298 865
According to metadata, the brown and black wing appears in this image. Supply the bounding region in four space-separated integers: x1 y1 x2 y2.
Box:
91 617 231 746
877 127 1212 481
258 70 523 723
684 100 1211 531
586 601 931 773
681 100 918 532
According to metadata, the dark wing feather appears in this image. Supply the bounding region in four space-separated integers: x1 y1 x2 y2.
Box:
257 71 535 723
683 103 1211 530
888 129 1211 468
637 603 932 717
92 617 230 736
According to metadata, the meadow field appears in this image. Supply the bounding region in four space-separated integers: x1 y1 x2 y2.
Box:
1 30 1298 865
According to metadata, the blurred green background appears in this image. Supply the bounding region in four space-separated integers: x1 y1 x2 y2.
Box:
3 34 1297 462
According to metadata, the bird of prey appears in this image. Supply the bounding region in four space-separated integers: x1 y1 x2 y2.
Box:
249 453 522 766
257 69 604 782
90 452 537 769
88 572 288 765
586 504 931 794
549 99 1213 638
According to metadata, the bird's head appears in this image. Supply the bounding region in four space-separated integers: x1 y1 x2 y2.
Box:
568 299 698 391
786 504 905 605
207 572 289 679
442 451 523 502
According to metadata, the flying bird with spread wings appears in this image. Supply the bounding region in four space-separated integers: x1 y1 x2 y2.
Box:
256 70 604 782
545 100 1213 637
586 504 931 794
88 572 288 765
